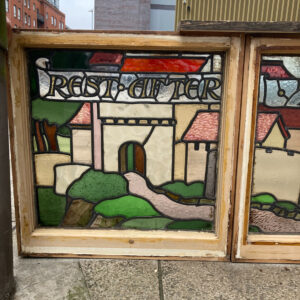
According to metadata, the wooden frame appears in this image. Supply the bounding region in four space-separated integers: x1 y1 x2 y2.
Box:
8 30 243 259
232 36 300 263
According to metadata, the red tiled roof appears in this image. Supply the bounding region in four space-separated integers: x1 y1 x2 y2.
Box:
183 110 291 144
121 58 207 73
89 52 123 65
258 105 300 129
69 103 91 125
182 112 219 142
256 112 290 143
261 64 291 79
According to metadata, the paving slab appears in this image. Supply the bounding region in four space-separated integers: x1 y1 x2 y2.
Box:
12 231 90 300
79 259 160 300
160 260 300 300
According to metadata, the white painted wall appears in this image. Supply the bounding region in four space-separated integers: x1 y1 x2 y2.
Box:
144 126 173 185
253 148 300 203
187 143 207 183
99 103 173 119
103 125 152 171
72 129 92 165
103 124 173 185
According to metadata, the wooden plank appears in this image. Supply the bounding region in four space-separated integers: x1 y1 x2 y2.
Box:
179 21 300 33
8 35 36 250
22 252 228 261
215 35 246 258
226 33 246 258
231 36 254 261
12 30 231 50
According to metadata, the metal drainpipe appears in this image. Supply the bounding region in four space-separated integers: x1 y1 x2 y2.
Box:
0 0 15 298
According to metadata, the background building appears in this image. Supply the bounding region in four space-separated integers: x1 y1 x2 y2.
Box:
5 0 65 29
175 0 300 28
94 0 176 31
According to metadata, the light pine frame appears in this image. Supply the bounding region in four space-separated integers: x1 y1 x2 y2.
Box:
233 36 300 263
9 31 243 259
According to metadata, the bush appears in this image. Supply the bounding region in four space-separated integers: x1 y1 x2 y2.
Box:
94 195 160 218
167 219 212 231
160 181 204 198
37 187 66 226
251 194 276 204
68 170 128 203
276 201 298 211
121 217 172 230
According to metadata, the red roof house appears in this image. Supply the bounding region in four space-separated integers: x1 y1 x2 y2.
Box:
69 102 91 125
183 110 290 146
256 112 290 146
258 104 300 129
182 112 219 142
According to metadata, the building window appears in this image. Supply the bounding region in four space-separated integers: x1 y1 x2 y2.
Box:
33 3 35 11
51 16 53 24
25 13 27 24
5 0 9 12
18 8 21 20
28 0 30 9
13 5 16 17
54 18 56 26
33 19 36 27
24 0 26 6
28 16 31 26
62 23 64 30
46 12 48 19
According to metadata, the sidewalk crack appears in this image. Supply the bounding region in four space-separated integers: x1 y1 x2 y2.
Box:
78 261 92 300
157 260 164 300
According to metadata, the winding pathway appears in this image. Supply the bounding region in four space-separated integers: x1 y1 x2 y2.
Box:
124 172 214 221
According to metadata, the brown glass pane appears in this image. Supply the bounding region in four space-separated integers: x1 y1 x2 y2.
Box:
134 144 145 175
119 144 127 173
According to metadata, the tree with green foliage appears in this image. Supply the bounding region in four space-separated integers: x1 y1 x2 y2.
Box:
29 50 93 152
32 98 81 152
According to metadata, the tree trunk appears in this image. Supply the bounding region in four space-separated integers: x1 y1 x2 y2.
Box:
43 120 58 152
34 120 45 152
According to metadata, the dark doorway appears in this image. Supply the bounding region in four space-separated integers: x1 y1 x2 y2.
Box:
119 142 146 175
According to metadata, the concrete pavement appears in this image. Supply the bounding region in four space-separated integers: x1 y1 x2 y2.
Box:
11 201 300 300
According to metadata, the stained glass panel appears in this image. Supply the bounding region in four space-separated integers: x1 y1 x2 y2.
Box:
27 50 225 232
249 55 300 234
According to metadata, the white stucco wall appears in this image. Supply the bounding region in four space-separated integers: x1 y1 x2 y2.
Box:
186 143 207 183
253 148 300 203
99 103 173 119
102 124 173 185
72 129 92 165
103 125 152 171
144 126 173 185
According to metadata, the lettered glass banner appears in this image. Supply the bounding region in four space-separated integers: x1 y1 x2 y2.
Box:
36 52 222 103
249 55 300 234
28 50 224 231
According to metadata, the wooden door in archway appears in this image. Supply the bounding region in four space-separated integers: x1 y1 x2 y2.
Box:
119 142 145 176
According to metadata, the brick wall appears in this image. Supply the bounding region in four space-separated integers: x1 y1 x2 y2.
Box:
94 0 151 30
6 0 65 29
